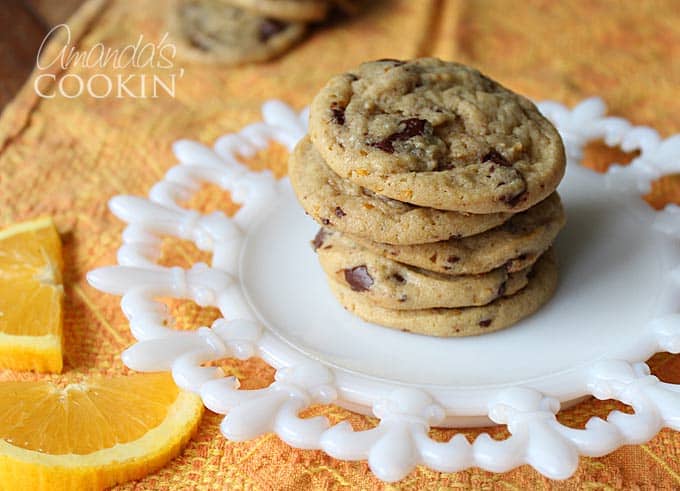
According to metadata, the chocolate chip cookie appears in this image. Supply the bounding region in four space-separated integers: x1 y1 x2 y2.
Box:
289 136 512 244
349 192 565 275
171 0 306 65
309 58 566 213
315 229 530 309
222 0 329 21
328 248 558 337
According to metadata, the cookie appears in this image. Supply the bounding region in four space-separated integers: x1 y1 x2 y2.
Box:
222 0 329 21
350 192 565 275
315 229 531 309
171 0 306 65
328 249 558 337
289 136 512 244
309 58 566 213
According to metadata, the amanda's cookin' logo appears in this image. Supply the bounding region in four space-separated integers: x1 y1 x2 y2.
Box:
34 24 184 99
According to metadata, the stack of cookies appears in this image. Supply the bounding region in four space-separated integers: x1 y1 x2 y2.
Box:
290 58 567 337
171 0 340 65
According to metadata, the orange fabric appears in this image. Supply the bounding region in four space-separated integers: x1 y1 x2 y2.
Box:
1 0 680 488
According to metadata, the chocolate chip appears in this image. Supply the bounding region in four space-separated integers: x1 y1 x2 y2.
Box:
500 191 526 208
497 281 507 297
527 265 538 280
370 139 395 153
482 149 510 167
259 19 287 42
344 265 374 291
311 229 327 251
429 253 437 263
321 218 331 225
446 255 459 263
397 118 428 139
435 160 455 171
479 319 492 327
370 118 429 153
188 36 209 51
391 273 405 283
330 102 345 125
334 206 346 217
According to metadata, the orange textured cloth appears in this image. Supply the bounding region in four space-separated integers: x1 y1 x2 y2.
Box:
1 0 680 489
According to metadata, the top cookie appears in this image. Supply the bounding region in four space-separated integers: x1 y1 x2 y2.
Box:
309 58 566 214
222 0 329 21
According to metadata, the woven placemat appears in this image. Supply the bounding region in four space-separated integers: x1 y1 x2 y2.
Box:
1 0 679 488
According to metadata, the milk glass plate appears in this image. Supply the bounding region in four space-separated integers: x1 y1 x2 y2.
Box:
87 98 680 482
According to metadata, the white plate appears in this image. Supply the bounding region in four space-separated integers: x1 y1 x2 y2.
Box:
87 98 680 481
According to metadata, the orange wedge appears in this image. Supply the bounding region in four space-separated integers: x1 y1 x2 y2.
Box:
0 372 203 490
0 217 64 373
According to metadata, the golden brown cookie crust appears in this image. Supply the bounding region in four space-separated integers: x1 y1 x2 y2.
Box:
315 230 531 309
328 249 558 337
310 58 566 213
349 192 565 275
289 136 512 244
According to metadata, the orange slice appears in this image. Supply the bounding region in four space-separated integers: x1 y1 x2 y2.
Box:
0 372 203 490
0 217 63 372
